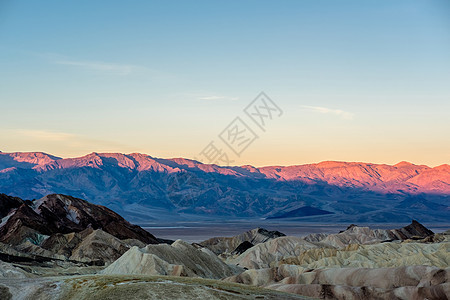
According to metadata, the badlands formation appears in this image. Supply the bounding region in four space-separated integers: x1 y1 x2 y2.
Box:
0 193 449 299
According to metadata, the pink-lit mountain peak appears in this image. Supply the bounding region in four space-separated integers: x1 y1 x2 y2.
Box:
44 152 180 173
1 151 61 165
255 160 447 193
0 151 448 194
394 161 415 168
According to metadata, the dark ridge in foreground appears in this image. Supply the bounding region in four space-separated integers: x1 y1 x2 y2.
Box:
0 193 160 266
0 193 158 245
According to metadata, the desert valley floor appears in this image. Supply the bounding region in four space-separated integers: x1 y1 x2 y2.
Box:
142 221 450 243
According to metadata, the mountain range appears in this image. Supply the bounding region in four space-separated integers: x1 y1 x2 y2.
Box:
0 151 449 222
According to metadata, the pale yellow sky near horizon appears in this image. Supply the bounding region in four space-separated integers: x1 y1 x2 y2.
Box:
1 113 449 168
1 98 450 168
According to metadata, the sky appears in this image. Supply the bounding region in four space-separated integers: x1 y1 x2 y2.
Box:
0 0 449 167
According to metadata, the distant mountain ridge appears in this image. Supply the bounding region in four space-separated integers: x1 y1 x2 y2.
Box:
1 151 448 193
0 151 449 222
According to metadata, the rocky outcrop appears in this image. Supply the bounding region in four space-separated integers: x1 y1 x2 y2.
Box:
226 265 450 300
0 203 51 245
232 241 254 255
36 194 157 243
392 219 435 238
0 228 145 266
228 236 319 269
0 261 29 278
0 194 158 245
281 240 450 268
102 240 243 279
0 194 159 267
304 220 434 248
0 193 23 219
200 228 285 255
223 222 441 271
40 228 146 264
224 264 308 286
267 266 450 300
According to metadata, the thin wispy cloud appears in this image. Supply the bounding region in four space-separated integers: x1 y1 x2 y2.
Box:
198 95 239 101
55 60 143 75
5 129 136 154
15 129 75 141
301 105 354 120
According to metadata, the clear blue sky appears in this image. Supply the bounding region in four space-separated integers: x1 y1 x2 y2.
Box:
1 0 449 166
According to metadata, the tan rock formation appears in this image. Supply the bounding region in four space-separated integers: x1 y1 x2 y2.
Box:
228 236 319 269
304 220 434 248
102 240 243 279
0 261 29 278
282 240 450 269
227 265 450 300
200 228 285 255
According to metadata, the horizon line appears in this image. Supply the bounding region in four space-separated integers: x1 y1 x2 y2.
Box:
2 150 448 169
